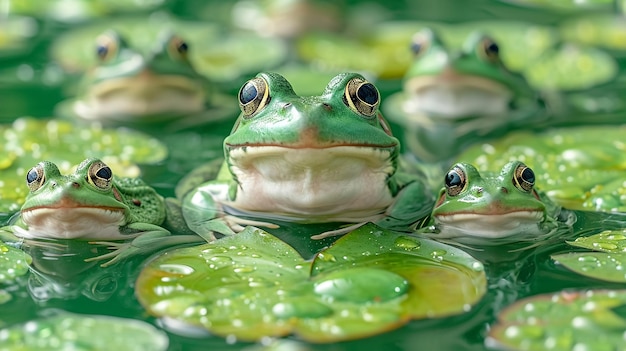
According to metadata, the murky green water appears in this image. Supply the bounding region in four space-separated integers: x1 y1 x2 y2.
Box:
2 0 626 350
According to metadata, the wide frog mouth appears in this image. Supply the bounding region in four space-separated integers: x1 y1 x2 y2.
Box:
18 197 128 240
402 69 513 119
75 69 205 120
224 143 397 218
434 206 546 239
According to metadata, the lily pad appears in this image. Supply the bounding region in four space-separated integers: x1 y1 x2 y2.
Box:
552 230 626 283
0 117 167 213
456 125 626 212
560 15 626 53
135 223 486 343
7 0 167 23
0 312 169 350
523 43 617 91
498 0 613 11
0 243 31 284
486 289 626 351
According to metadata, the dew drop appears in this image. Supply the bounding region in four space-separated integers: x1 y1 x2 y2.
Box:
313 267 408 303
577 256 598 263
394 236 421 251
593 242 618 250
159 264 194 275
606 233 626 241
317 253 336 262
272 299 333 319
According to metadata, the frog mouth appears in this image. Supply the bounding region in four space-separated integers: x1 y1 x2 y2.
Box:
434 210 545 239
402 73 513 119
19 206 127 240
75 73 205 119
224 145 397 215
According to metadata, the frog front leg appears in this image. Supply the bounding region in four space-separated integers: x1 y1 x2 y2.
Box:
86 223 204 267
181 184 278 241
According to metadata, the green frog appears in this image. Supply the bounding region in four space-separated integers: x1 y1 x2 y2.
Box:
67 30 217 124
179 72 434 240
384 28 542 162
0 158 198 267
420 161 566 245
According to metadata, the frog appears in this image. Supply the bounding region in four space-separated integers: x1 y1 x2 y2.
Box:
0 158 201 267
178 71 434 241
383 27 543 163
65 29 233 127
418 161 569 245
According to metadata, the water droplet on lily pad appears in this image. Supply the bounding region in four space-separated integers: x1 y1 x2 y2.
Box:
272 298 333 319
394 236 421 250
313 267 408 303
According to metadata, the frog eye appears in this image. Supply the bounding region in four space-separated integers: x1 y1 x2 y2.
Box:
95 32 119 62
238 77 270 118
513 163 535 192
410 30 431 57
479 37 500 63
26 163 46 192
344 77 380 117
444 166 467 196
167 35 190 60
88 161 113 190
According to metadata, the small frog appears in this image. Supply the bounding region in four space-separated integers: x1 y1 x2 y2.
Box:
0 158 199 266
384 28 542 162
67 30 225 125
178 72 434 240
420 161 565 245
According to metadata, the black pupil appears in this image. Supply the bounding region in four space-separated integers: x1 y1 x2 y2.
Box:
177 41 188 53
96 167 112 179
410 42 422 54
486 42 499 54
96 45 108 58
357 83 378 105
445 171 462 187
26 168 39 183
521 168 535 183
239 82 258 105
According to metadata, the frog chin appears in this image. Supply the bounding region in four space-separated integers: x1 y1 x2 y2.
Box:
74 74 205 120
226 145 396 218
434 210 545 240
402 74 512 119
17 207 127 240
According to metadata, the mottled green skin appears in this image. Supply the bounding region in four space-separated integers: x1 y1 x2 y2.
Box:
179 72 434 240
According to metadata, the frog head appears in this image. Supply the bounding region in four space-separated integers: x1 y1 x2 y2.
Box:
17 158 131 239
222 72 399 216
431 161 548 239
402 28 532 118
74 30 206 120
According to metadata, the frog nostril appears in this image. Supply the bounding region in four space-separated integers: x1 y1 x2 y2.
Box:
322 103 332 111
499 187 508 194
72 182 80 188
282 102 292 109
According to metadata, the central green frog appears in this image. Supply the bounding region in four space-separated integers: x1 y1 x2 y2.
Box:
420 161 567 245
180 72 434 240
384 28 542 162
1 158 199 266
68 30 212 123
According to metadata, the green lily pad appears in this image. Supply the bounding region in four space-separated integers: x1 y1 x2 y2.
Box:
0 243 31 284
498 0 613 11
0 16 39 58
456 125 626 212
551 230 626 283
136 223 486 343
0 117 167 213
523 43 617 91
0 312 169 350
7 0 167 23
560 14 626 52
486 289 626 351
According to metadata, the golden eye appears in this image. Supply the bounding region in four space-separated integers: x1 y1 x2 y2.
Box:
513 163 535 192
479 37 500 63
410 29 432 57
444 165 467 197
168 35 190 60
88 160 113 190
26 163 46 192
95 31 120 62
238 77 270 118
344 77 380 117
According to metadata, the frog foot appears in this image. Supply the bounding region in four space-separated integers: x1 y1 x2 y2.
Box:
223 215 280 233
310 222 368 240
